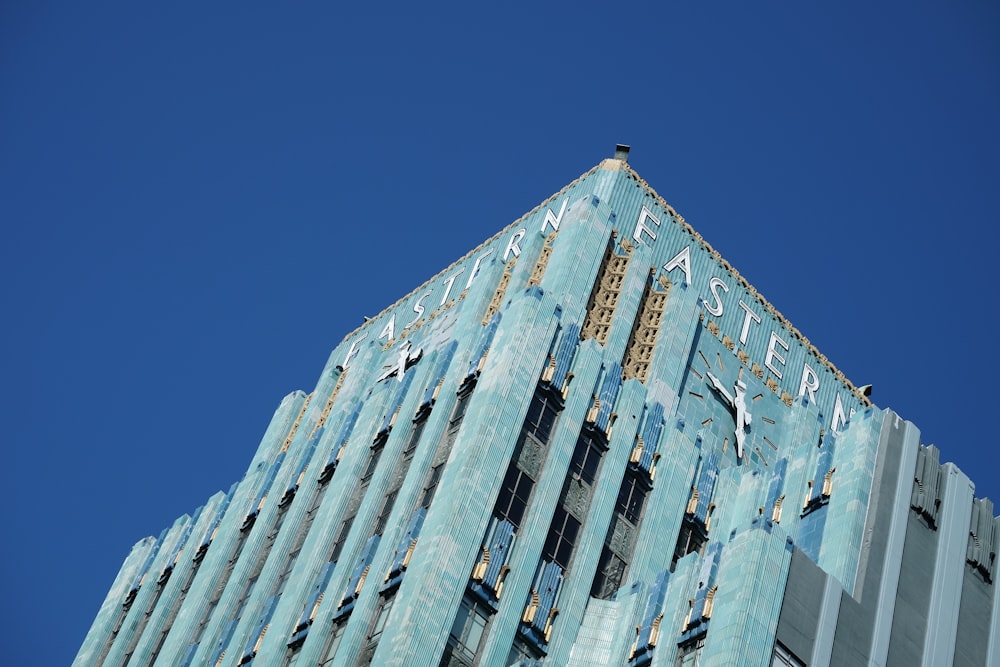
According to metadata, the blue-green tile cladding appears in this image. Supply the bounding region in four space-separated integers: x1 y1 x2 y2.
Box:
77 152 1000 667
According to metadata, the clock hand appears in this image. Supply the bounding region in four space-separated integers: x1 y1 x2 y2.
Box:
732 380 752 459
705 372 735 407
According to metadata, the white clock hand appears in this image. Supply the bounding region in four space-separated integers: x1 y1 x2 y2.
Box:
732 380 752 459
705 372 735 407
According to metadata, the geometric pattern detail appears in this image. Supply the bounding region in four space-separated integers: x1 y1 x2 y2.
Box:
581 234 631 345
622 272 669 383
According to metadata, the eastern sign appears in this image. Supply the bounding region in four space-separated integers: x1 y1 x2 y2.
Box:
630 202 866 433
338 172 866 434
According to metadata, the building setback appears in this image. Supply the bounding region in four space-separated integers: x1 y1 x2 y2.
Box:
76 148 999 667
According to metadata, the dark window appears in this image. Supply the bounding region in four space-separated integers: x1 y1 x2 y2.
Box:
318 620 347 667
443 598 490 664
569 432 604 485
403 418 427 458
542 506 581 570
329 517 354 563
676 637 706 666
373 491 397 536
494 465 534 528
274 549 299 596
450 392 471 427
232 574 259 620
771 642 805 667
361 445 384 485
306 486 326 519
368 595 395 643
591 547 627 600
420 464 444 509
672 520 707 569
523 392 558 443
616 474 647 524
506 638 543 665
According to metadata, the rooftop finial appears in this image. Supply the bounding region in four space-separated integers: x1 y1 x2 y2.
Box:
614 144 631 162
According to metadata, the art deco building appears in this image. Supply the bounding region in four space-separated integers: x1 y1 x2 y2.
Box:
76 147 999 667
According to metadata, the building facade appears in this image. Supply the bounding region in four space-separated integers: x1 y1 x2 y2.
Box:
76 148 1000 667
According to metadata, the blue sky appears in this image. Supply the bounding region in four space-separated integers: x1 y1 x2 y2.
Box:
2 2 997 664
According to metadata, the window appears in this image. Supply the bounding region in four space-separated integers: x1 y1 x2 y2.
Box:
523 392 558 443
450 393 471 428
403 417 428 457
368 595 395 644
675 637 705 667
443 598 490 664
616 473 648 524
232 574 259 620
569 431 604 485
274 549 299 595
420 464 444 509
317 620 347 667
591 470 649 601
506 638 542 664
591 547 627 600
329 517 354 563
373 490 397 536
494 465 534 528
672 520 707 569
542 506 581 570
771 643 805 667
361 445 384 485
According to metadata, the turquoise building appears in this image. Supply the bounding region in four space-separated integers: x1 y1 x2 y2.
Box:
76 147 999 666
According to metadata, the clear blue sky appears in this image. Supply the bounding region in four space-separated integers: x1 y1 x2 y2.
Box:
2 2 997 664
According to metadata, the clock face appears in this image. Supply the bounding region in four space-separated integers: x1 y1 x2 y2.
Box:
680 327 784 469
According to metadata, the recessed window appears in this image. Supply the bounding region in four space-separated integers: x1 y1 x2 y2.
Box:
373 491 397 536
616 473 648 524
543 506 581 570
329 517 354 563
569 431 604 485
494 465 534 528
445 598 490 662
420 464 444 509
360 445 384 485
591 547 626 600
771 642 805 667
524 393 558 443
369 595 395 644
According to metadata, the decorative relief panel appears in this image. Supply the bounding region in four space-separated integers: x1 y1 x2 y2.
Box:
610 516 635 555
562 480 591 518
527 232 558 287
518 436 545 479
623 275 670 383
581 234 631 345
483 258 517 326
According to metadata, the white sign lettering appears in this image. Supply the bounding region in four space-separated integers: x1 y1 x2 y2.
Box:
343 334 367 368
765 331 790 380
633 205 660 245
542 199 568 233
663 245 692 286
377 313 396 342
798 363 820 404
503 229 527 261
704 277 730 317
439 269 464 305
466 248 494 289
737 300 762 345
406 291 432 329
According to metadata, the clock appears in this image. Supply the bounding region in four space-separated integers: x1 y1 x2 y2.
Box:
376 340 424 383
683 336 783 468
705 369 751 459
